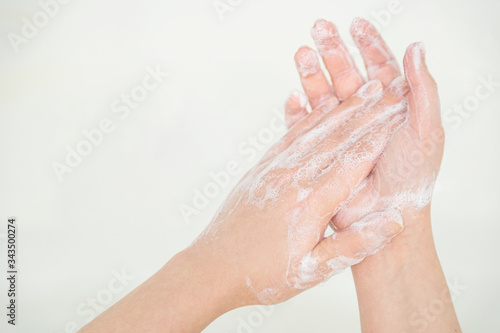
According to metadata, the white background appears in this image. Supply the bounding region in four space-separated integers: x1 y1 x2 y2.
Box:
1 0 499 332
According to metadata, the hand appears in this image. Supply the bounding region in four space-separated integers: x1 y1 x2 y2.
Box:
286 17 444 232
189 81 406 307
285 18 460 333
81 81 410 333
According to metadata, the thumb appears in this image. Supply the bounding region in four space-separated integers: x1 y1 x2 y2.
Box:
312 210 403 279
403 42 442 137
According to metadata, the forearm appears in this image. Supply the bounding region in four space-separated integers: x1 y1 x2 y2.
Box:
352 207 461 333
79 248 240 333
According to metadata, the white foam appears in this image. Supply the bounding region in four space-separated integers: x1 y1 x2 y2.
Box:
212 84 413 301
290 90 308 109
388 75 410 97
410 42 425 71
294 252 320 289
311 20 339 54
350 17 367 39
326 255 361 277
297 187 313 202
296 48 319 77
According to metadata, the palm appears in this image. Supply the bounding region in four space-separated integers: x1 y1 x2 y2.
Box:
333 120 443 229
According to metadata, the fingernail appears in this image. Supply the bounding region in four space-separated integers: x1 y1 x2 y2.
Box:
290 90 308 108
350 17 373 46
380 220 403 238
330 96 339 108
350 17 368 36
387 76 410 96
315 96 339 114
365 79 383 94
311 19 339 51
411 42 426 69
416 41 426 55
312 19 330 36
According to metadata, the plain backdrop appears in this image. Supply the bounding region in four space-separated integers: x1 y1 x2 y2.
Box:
1 0 499 332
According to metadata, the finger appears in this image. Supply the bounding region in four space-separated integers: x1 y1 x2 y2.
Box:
350 17 401 87
277 80 383 161
297 79 381 138
331 179 379 230
294 46 336 108
300 81 401 178
260 96 339 164
403 42 442 137
314 83 403 155
310 210 403 281
284 90 309 128
262 79 383 164
311 19 365 101
284 95 339 140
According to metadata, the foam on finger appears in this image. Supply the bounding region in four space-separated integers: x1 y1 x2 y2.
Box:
311 19 365 100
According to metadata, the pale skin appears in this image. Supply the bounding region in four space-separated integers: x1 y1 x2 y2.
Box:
81 79 405 333
286 18 461 332
79 18 460 333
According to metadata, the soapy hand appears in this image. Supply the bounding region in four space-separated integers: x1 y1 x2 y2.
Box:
283 19 462 333
188 80 406 306
78 18 457 333
285 18 444 231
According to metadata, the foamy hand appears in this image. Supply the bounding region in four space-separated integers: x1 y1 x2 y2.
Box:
285 18 444 232
190 81 405 306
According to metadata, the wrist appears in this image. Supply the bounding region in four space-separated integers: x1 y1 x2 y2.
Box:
79 246 245 333
161 246 246 329
350 204 459 332
351 204 436 281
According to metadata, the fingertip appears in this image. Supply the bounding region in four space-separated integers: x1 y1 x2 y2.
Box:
311 19 339 49
294 45 313 62
313 18 328 27
350 16 365 27
403 42 428 87
294 46 320 77
404 42 442 134
350 17 372 40
290 90 308 109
